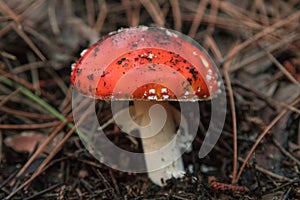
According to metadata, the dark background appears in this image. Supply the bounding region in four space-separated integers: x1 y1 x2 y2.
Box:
0 0 300 199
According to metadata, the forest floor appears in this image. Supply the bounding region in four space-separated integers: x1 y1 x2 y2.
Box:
0 0 300 199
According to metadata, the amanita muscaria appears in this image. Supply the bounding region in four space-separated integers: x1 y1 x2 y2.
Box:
71 26 220 186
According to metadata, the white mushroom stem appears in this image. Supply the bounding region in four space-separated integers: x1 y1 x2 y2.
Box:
133 101 185 186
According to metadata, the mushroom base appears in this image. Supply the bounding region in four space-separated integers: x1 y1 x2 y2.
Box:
134 101 185 186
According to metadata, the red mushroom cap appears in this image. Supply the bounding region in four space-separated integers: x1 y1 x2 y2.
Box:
71 26 220 101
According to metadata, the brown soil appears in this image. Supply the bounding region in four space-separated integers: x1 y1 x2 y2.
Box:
0 0 300 199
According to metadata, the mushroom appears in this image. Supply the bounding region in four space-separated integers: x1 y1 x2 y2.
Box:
71 26 220 186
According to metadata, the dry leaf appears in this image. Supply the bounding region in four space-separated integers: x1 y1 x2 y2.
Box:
4 131 46 154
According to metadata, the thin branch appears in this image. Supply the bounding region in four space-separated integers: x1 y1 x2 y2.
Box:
188 0 208 37
223 42 239 184
236 97 300 182
169 0 182 31
140 0 165 27
265 50 300 88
